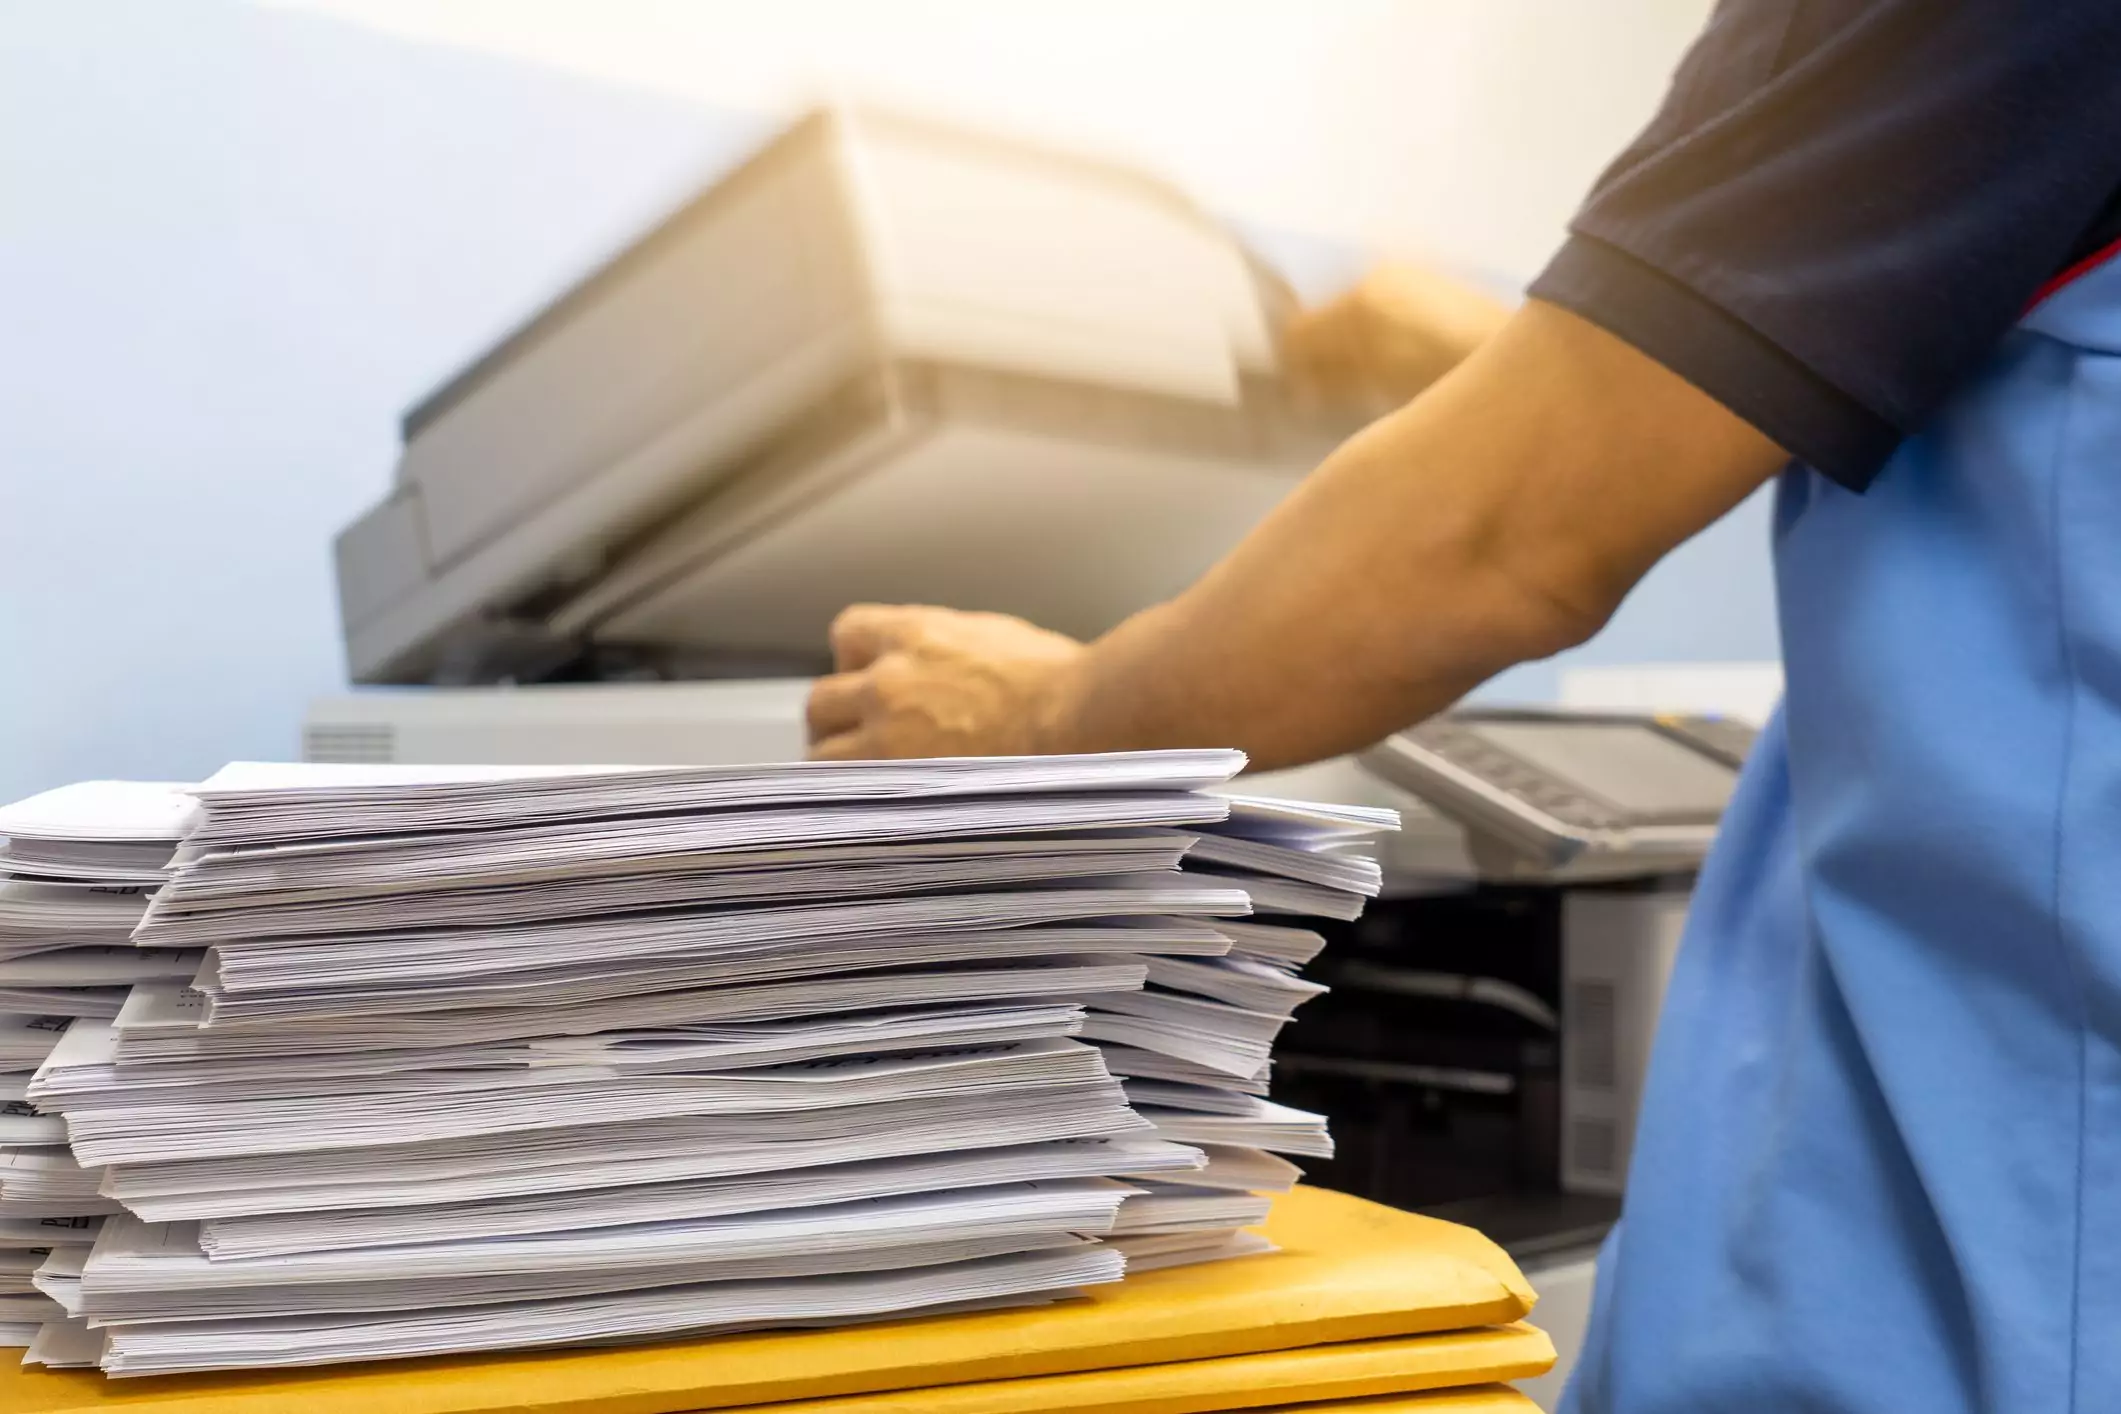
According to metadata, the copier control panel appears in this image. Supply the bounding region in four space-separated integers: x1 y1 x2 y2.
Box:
1359 708 1756 878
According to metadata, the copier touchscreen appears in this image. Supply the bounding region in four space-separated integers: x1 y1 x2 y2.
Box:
1466 720 1737 821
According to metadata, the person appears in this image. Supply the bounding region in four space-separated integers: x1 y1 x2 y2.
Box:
803 4 2121 1410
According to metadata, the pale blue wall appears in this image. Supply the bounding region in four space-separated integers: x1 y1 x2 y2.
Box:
0 1 773 802
0 2 1776 803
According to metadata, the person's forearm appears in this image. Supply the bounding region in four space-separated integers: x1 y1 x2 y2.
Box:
1043 300 1786 770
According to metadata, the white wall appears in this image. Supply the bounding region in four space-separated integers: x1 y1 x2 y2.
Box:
0 0 1771 802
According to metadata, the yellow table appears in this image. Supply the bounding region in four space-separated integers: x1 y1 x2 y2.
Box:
0 1186 1543 1414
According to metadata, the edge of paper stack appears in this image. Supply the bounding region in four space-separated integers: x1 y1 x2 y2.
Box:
0 752 1438 1380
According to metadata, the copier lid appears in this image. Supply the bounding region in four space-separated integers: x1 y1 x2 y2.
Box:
335 106 1342 685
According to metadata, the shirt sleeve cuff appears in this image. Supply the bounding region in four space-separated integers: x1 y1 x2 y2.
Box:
1528 234 1903 491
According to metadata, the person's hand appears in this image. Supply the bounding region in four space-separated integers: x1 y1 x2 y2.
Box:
806 604 1088 760
1281 261 1511 413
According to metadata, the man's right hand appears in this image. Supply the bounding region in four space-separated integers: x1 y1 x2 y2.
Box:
806 605 1089 762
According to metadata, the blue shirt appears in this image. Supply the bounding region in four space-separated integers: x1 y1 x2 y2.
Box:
1525 6 2121 1411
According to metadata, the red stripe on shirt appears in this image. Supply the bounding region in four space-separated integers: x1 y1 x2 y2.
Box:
2028 235 2121 310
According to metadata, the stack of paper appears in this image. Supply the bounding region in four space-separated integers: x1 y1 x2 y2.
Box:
0 783 196 887
1085 791 1396 1267
0 786 200 1344
0 783 195 1027
2 753 1395 1376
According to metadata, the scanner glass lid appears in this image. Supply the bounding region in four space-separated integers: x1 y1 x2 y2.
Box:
1464 719 1738 821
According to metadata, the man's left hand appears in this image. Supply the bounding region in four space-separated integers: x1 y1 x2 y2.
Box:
806 604 1087 760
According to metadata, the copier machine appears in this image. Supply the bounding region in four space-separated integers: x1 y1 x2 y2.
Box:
321 105 1762 1399
333 105 1342 687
